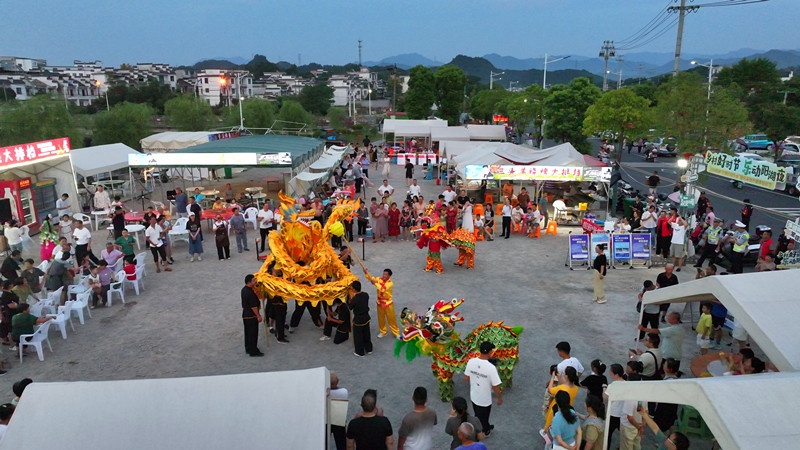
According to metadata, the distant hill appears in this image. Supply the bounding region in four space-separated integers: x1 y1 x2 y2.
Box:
446 55 602 87
193 59 240 70
363 53 440 70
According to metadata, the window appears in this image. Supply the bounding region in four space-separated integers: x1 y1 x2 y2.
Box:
205 88 209 93
15 88 22 94
170 76 175 81
204 78 209 84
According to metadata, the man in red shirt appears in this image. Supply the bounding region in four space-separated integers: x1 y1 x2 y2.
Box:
757 230 773 262
655 211 673 260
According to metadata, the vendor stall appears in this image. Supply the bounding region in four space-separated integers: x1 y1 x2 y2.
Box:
0 137 75 233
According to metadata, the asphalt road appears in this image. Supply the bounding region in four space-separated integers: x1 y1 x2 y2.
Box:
594 139 800 235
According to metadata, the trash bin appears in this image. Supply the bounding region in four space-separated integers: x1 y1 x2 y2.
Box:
623 197 636 218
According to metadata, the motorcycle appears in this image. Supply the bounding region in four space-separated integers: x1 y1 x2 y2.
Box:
713 224 770 269
731 180 744 189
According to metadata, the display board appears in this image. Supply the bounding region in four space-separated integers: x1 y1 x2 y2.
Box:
704 151 787 190
567 234 590 269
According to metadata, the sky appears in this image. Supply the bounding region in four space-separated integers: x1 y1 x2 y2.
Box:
2 0 795 68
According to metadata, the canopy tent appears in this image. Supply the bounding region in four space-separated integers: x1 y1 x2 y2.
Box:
69 143 138 178
490 142 587 166
173 135 325 170
309 155 342 172
642 270 800 372
431 126 470 143
288 170 330 197
0 367 329 450
139 131 214 152
382 118 448 134
605 373 800 450
466 124 507 141
439 141 487 160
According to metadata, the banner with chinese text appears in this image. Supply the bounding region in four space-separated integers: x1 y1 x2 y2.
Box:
0 138 71 169
465 164 584 181
704 151 787 190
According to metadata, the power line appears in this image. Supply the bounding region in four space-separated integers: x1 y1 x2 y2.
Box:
616 1 673 45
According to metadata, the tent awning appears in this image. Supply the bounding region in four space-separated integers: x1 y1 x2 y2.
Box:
173 135 325 168
606 373 800 450
642 271 800 372
431 126 470 142
295 171 329 182
0 367 329 449
466 124 507 141
382 118 447 134
69 143 139 178
139 131 213 152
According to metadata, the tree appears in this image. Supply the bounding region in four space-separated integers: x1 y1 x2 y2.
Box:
92 102 154 149
0 88 16 102
500 85 547 136
404 65 435 119
275 100 314 133
245 54 279 79
627 82 658 106
327 106 348 132
101 80 175 114
434 65 467 125
715 58 782 130
0 95 83 147
164 95 214 131
652 73 711 152
470 88 511 123
298 83 334 116
542 78 602 153
762 103 800 159
221 98 276 130
583 89 651 162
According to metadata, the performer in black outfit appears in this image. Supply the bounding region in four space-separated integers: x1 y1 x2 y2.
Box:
348 280 372 357
241 274 264 357
265 262 289 344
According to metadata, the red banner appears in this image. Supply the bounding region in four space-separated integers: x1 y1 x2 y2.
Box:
0 137 71 169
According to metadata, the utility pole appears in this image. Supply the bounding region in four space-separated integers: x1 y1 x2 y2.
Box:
489 71 504 90
599 41 615 92
358 39 362 67
392 64 397 112
616 55 624 89
672 0 687 76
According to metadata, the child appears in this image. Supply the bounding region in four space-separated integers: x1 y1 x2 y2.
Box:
59 215 73 244
123 259 137 282
87 266 102 309
696 302 713 355
111 195 125 210
579 359 608 399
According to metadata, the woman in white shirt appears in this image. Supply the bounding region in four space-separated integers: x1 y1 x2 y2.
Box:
461 200 474 232
500 198 513 239
145 219 171 273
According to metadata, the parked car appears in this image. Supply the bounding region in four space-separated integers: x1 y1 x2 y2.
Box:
776 154 800 196
737 152 767 161
780 142 800 155
735 134 775 153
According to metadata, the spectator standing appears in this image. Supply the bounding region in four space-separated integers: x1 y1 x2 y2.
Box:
656 264 679 323
555 341 585 382
188 196 202 221
619 374 644 450
241 274 263 357
670 215 688 271
212 215 231 260
604 364 626 448
346 390 393 449
639 404 690 450
579 359 608 400
631 333 663 380
579 395 605 450
544 366 580 430
397 386 437 450
454 422 487 450
500 198 512 239
592 244 607 304
256 201 275 253
348 281 373 357
72 220 94 264
442 186 457 204
638 280 659 339
111 206 126 239
740 199 753 231
56 193 73 217
694 217 723 268
229 207 250 253
405 160 414 186
639 311 686 372
445 397 484 450
186 213 203 261
145 217 171 272
517 188 530 213
173 188 188 218
646 171 660 196
20 259 45 296
550 390 582 450
329 371 348 450
655 212 672 260
93 185 112 211
3 222 23 253
463 341 503 436
696 303 713 355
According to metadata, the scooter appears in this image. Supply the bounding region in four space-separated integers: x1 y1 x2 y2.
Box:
714 225 770 269
731 180 744 189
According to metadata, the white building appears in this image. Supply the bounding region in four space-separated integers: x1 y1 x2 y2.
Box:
196 69 253 106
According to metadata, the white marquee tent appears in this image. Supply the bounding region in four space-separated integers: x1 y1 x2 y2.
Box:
140 131 214 152
466 124 507 141
605 373 799 450
69 143 138 179
431 126 470 143
0 367 330 450
288 145 350 195
641 270 800 372
382 118 448 135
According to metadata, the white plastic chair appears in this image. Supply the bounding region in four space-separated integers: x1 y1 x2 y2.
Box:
40 286 64 314
68 275 91 300
47 303 75 340
134 252 148 277
122 265 145 295
111 257 124 274
71 290 92 324
19 320 53 363
37 260 49 273
73 213 93 231
168 217 190 246
106 270 126 306
244 207 259 230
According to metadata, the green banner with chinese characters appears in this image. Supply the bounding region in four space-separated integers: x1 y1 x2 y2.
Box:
704 152 787 190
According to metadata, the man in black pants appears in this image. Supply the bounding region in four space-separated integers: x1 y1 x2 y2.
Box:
265 263 289 344
241 274 263 356
348 280 372 357
289 279 324 332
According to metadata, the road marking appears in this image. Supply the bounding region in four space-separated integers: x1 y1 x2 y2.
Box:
767 208 800 218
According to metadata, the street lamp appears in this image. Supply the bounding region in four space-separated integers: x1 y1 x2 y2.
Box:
368 88 372 116
219 76 228 107
691 59 714 148
489 71 504 90
542 53 570 89
605 70 623 90
94 80 109 111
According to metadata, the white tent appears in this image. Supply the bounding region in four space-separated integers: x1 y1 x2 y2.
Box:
382 118 448 134
431 126 470 143
453 142 547 179
139 131 213 152
466 124 507 141
439 141 486 160
491 142 586 166
1 367 329 450
606 373 800 450
69 143 138 178
642 270 800 372
288 170 330 197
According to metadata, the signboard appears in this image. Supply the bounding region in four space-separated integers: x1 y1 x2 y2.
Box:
611 233 632 261
589 232 610 261
631 233 652 259
257 152 293 166
0 138 71 170
785 219 800 242
582 167 612 183
465 164 584 181
704 151 787 190
679 194 696 209
208 130 241 141
776 249 800 269
569 234 590 261
129 152 264 167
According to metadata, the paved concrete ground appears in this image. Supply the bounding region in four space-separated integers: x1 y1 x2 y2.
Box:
1 163 733 449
